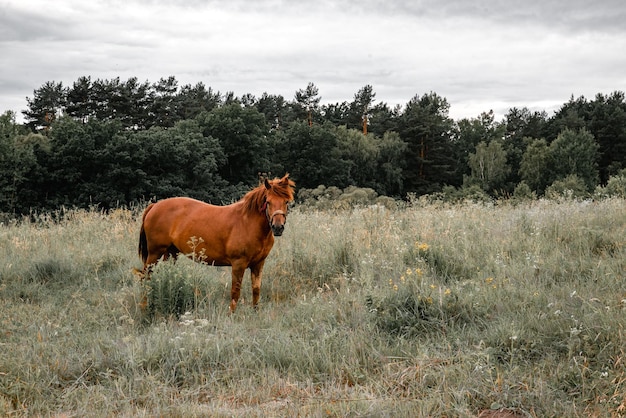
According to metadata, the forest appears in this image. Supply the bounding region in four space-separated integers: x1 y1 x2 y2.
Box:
1 76 625 215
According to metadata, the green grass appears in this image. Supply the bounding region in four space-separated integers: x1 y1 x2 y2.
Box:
0 199 625 417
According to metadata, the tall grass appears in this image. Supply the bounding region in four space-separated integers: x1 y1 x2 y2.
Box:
0 199 624 416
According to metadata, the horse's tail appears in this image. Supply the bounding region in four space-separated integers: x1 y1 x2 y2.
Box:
138 203 155 265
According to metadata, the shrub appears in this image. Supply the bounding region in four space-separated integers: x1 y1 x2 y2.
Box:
143 261 196 321
512 181 536 201
296 185 399 209
426 184 493 204
545 174 589 200
595 169 626 198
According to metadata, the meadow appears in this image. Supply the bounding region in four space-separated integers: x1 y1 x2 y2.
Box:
0 198 625 417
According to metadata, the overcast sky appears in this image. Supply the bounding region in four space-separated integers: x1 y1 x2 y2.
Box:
1 0 625 123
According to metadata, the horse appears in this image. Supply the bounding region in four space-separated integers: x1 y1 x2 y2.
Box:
138 174 295 312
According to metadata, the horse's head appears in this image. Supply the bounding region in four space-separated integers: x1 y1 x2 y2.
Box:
262 174 295 236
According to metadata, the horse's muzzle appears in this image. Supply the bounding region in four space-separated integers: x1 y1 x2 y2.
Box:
271 224 285 236
269 210 286 236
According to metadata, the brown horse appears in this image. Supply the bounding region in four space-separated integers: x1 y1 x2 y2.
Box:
138 174 295 312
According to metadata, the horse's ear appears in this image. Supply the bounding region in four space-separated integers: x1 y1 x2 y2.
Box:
264 178 272 190
280 173 290 185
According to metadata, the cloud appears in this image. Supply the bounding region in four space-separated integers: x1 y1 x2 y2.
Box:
1 0 625 122
362 0 626 34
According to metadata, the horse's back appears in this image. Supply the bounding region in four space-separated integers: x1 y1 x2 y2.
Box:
142 197 238 262
150 196 208 213
144 197 221 234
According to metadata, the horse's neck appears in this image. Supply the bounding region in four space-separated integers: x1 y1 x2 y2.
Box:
235 201 272 234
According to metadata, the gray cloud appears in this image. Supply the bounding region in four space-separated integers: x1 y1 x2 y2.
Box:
0 7 68 42
1 0 624 122
357 0 626 33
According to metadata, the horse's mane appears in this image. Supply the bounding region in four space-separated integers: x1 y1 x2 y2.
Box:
241 175 295 213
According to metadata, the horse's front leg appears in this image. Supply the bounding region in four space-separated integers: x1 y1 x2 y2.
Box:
229 262 247 313
250 260 266 310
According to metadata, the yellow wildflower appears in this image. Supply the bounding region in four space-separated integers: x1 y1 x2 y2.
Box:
444 288 451 295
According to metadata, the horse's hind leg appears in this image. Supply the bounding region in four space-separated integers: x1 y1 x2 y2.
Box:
142 252 161 277
229 262 247 313
166 244 180 261
142 244 178 277
138 245 178 310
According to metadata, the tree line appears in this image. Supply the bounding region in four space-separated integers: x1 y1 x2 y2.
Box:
1 76 625 215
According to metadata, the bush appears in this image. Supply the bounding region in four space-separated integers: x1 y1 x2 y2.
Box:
297 185 399 209
512 181 536 201
339 187 376 205
595 169 626 198
545 174 589 200
426 184 493 204
143 261 196 321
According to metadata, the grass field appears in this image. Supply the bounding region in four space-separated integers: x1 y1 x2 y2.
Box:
0 198 625 417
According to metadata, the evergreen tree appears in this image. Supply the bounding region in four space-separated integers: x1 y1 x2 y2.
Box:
397 92 457 194
149 76 179 128
587 91 626 183
112 77 153 129
348 85 376 134
321 101 350 127
23 81 67 132
546 95 589 139
294 82 321 126
176 82 221 121
502 107 548 187
255 93 287 130
66 76 96 123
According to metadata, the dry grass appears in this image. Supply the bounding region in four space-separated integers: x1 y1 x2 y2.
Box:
0 199 625 417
